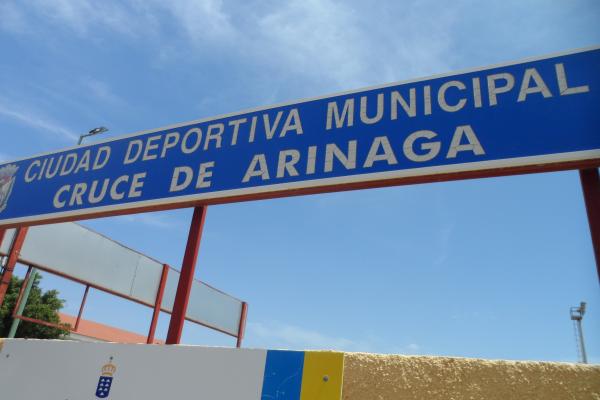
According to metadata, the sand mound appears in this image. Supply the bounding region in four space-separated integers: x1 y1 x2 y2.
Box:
343 353 600 400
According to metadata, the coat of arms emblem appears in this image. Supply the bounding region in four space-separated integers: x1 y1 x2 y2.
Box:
0 164 18 213
95 357 117 398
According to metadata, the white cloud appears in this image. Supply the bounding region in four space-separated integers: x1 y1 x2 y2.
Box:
0 2 27 34
254 0 367 89
33 0 94 34
248 321 376 352
120 213 179 229
151 0 235 43
2 1 458 91
248 321 426 355
405 343 421 353
247 0 458 89
82 78 126 107
0 100 78 141
434 223 455 266
18 0 157 38
16 0 230 43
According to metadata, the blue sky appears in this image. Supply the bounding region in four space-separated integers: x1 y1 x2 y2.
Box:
1 0 599 362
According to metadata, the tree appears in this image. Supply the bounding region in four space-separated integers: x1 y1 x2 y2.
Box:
0 274 70 338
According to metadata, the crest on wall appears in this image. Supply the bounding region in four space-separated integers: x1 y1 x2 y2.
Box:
95 357 117 398
0 164 18 213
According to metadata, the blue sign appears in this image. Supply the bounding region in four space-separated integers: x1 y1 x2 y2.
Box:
1 47 599 227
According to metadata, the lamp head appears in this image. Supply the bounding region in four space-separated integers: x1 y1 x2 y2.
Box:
88 127 108 136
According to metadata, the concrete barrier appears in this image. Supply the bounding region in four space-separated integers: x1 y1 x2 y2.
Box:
342 353 600 400
1 339 598 399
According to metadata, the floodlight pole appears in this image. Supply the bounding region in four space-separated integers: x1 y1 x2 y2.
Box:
166 206 207 344
579 168 600 285
575 318 588 364
570 302 588 364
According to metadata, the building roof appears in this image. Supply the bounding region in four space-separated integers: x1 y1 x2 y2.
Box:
59 313 164 344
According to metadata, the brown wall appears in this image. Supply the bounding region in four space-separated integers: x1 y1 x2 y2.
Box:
343 353 600 400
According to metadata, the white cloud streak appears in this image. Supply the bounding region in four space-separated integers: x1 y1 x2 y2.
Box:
251 0 458 89
152 0 235 43
0 100 78 141
434 223 455 266
3 1 457 91
82 78 126 107
29 0 155 38
248 321 426 355
254 0 368 88
119 213 179 229
248 321 375 352
0 1 27 34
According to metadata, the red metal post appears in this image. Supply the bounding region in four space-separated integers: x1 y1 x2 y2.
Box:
13 315 70 331
580 168 600 284
147 264 169 344
236 302 248 348
0 227 28 306
0 229 6 248
166 206 208 344
74 285 90 331
11 266 32 317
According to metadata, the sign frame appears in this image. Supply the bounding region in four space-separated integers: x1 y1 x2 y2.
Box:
0 46 598 229
0 47 598 346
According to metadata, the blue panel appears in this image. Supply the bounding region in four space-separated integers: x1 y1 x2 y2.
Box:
261 350 304 400
0 47 599 226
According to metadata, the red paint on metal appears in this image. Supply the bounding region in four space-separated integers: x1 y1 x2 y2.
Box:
1 158 598 230
0 259 239 338
74 285 90 331
0 229 5 247
19 263 155 308
0 228 242 341
236 302 248 348
13 315 70 331
579 168 600 284
11 266 32 318
147 264 169 344
0 227 28 306
166 206 208 344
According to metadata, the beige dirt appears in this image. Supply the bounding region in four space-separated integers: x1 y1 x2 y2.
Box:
343 353 600 400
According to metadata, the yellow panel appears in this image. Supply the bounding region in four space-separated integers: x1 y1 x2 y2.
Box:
300 351 344 400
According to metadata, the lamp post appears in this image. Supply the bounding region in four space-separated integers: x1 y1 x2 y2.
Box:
78 126 108 145
8 126 109 338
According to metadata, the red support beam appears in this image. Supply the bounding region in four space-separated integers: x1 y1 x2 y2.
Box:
236 302 248 348
580 168 600 284
74 285 90 332
0 229 6 247
148 264 169 344
166 206 208 344
13 315 70 332
0 227 28 306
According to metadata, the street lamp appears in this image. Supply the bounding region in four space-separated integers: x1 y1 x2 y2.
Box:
78 126 109 145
